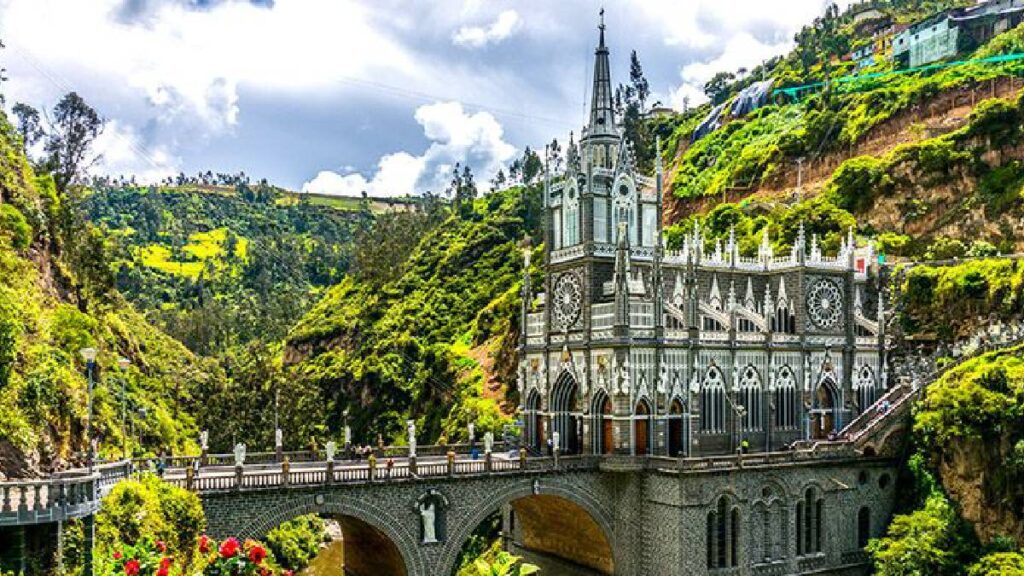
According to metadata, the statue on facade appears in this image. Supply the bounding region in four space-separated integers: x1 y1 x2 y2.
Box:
325 440 336 462
420 501 438 543
233 443 246 466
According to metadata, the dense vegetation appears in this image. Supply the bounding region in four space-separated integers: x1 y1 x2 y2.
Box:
283 184 541 446
83 185 364 354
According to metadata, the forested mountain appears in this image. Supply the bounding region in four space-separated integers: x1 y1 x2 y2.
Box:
82 185 365 354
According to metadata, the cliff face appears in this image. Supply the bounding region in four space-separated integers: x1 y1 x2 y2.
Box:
939 437 1024 546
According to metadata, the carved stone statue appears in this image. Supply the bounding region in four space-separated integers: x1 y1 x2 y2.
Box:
420 501 437 543
344 425 352 446
199 430 209 451
552 431 561 452
275 428 283 448
467 423 475 443
233 443 246 466
325 441 336 462
483 431 494 454
407 420 417 458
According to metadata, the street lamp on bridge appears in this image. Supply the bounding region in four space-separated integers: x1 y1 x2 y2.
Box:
80 347 98 470
118 357 132 460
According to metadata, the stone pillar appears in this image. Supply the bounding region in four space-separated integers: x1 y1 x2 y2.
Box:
82 515 95 576
281 458 290 487
447 451 456 476
185 466 194 491
234 465 243 491
326 460 335 484
519 448 527 469
484 451 492 473
409 455 417 476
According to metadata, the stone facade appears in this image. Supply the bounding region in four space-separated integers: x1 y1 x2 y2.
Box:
518 21 887 460
198 458 898 575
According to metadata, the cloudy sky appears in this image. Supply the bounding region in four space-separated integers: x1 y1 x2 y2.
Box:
0 0 844 196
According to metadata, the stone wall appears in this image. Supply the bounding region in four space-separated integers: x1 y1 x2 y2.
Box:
199 459 898 576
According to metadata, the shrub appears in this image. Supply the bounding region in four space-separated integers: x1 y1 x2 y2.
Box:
877 232 911 257
925 237 967 261
868 492 977 576
827 156 888 213
0 203 32 251
264 515 326 571
96 475 206 571
967 551 1024 576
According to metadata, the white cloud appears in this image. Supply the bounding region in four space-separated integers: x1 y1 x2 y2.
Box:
638 0 853 110
90 120 179 183
453 10 521 48
302 101 515 197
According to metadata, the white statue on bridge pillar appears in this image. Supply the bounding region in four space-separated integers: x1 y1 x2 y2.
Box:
344 425 351 446
483 431 494 454
200 430 209 451
325 441 336 462
420 501 437 543
275 428 283 448
233 443 246 466
407 420 417 458
552 430 561 453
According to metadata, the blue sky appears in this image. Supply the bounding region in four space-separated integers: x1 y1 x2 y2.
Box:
0 0 846 196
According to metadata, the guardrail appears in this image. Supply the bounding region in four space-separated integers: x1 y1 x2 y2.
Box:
0 461 132 527
160 443 876 495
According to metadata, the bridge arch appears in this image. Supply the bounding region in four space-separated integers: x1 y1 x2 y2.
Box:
438 476 619 575
241 493 427 576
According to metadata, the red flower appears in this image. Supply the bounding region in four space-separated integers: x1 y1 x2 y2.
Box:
124 559 140 576
160 557 171 569
155 540 167 553
199 534 210 554
219 537 240 558
283 571 294 576
155 567 168 576
113 551 123 561
248 544 267 565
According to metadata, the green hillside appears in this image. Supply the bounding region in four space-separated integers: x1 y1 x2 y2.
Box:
0 114 224 475
83 185 364 354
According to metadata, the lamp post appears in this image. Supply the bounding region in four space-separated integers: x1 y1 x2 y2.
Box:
80 347 98 470
343 408 351 460
118 357 131 460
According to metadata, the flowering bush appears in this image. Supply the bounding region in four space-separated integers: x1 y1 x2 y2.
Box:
199 535 291 576
108 537 174 576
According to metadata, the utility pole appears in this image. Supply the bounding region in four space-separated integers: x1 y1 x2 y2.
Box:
796 157 806 203
80 348 98 470
118 357 131 460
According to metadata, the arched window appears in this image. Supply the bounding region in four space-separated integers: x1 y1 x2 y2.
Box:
524 388 542 452
772 300 796 333
855 365 877 413
774 366 798 429
591 389 613 455
797 487 824 555
707 496 739 569
700 367 726 433
857 506 871 548
565 188 581 247
739 366 762 431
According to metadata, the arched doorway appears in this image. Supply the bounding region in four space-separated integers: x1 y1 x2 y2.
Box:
811 379 838 440
524 389 542 453
668 399 684 457
591 390 614 455
551 372 580 454
634 399 651 455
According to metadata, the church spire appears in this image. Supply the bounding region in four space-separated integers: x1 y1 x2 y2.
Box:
587 9 616 139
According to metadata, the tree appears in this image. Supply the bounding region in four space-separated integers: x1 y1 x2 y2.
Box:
490 169 507 192
629 50 650 110
703 71 736 105
12 103 43 149
521 147 542 185
548 138 563 173
44 92 104 192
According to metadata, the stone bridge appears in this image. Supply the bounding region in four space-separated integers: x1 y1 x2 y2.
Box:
169 447 900 576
